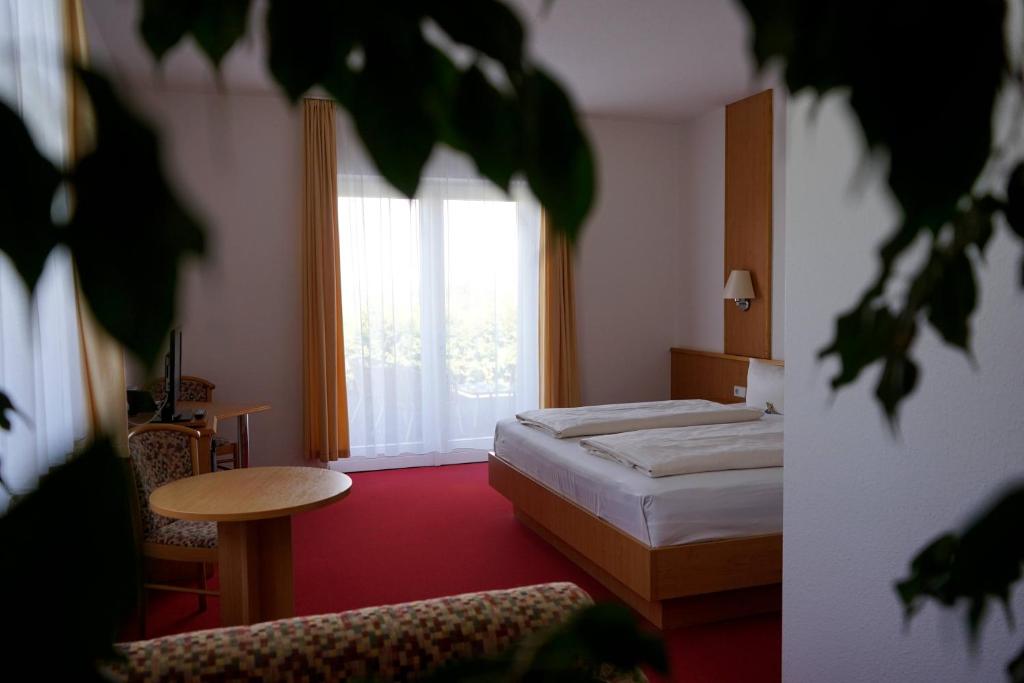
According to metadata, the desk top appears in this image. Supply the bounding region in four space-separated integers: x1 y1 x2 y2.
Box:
129 401 270 431
178 401 271 421
150 467 352 522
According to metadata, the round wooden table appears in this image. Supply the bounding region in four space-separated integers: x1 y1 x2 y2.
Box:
150 467 352 626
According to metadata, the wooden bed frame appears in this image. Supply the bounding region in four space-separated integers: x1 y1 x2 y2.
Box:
489 348 783 630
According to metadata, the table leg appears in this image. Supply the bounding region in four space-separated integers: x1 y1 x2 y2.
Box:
237 414 250 468
198 432 214 474
217 517 294 626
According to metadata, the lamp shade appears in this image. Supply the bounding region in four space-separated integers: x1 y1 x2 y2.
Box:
724 270 755 300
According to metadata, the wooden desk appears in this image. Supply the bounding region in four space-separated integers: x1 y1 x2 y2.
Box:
150 467 352 626
131 401 270 473
181 401 270 473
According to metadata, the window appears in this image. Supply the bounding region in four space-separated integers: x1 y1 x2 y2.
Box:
0 0 87 508
338 162 540 463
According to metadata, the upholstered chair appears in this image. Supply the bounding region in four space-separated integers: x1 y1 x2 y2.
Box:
147 375 241 470
127 424 218 636
149 374 216 403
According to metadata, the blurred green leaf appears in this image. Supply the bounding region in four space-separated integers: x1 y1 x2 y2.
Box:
266 0 354 102
350 34 452 197
874 354 919 420
451 66 521 190
134 0 596 238
0 390 20 432
1005 163 1024 240
0 437 139 681
190 0 252 68
925 252 976 351
522 68 595 242
423 602 665 682
139 0 199 62
740 0 1005 231
1009 645 1024 683
897 483 1024 640
140 0 251 69
428 0 526 73
538 602 668 674
68 69 205 367
818 194 999 421
0 101 61 291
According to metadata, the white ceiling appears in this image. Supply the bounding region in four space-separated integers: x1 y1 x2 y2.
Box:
85 0 762 121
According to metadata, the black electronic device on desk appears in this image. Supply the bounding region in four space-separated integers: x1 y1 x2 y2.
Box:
155 328 193 423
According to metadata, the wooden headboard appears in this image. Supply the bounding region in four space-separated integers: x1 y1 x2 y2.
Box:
670 347 783 404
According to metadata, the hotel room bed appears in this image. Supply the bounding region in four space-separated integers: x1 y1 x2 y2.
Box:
488 350 785 630
494 417 783 547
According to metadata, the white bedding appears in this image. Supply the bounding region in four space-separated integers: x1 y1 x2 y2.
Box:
493 417 783 547
515 399 763 438
581 419 783 478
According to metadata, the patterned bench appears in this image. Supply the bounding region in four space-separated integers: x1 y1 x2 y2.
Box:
107 582 647 682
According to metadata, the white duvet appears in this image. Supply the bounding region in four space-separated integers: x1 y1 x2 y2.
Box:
580 418 783 478
515 399 763 439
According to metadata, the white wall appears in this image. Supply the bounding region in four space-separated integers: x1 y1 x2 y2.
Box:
127 85 305 467
675 107 725 352
783 93 1024 681
575 117 684 404
673 89 787 359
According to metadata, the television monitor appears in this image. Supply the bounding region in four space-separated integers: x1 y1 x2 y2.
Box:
158 328 183 422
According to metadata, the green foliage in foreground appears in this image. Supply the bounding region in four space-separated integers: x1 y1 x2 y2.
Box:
1 67 204 367
140 0 594 243
737 1 1024 678
425 602 666 682
739 0 1018 422
896 482 1024 681
0 438 138 682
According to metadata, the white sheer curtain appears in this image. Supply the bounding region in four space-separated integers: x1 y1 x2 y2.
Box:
0 0 87 508
337 117 540 463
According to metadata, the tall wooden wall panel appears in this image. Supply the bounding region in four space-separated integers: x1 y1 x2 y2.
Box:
724 90 773 359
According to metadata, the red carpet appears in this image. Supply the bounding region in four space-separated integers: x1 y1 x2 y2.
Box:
140 463 780 682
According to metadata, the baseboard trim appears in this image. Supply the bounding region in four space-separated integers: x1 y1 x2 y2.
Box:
331 449 488 473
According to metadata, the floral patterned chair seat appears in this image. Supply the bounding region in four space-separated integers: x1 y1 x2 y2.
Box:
128 426 207 542
146 518 217 549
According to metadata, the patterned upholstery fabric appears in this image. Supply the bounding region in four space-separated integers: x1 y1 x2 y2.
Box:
150 376 214 403
107 583 647 683
128 430 197 540
146 519 217 548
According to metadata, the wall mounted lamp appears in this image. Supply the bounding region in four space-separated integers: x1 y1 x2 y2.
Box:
724 269 755 311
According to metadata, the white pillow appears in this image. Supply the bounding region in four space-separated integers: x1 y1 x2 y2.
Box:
746 359 784 414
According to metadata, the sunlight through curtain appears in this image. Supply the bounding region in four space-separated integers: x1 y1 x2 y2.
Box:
0 0 87 508
337 119 540 459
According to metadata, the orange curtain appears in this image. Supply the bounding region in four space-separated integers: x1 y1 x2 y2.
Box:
539 210 581 408
64 0 129 454
301 99 350 461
